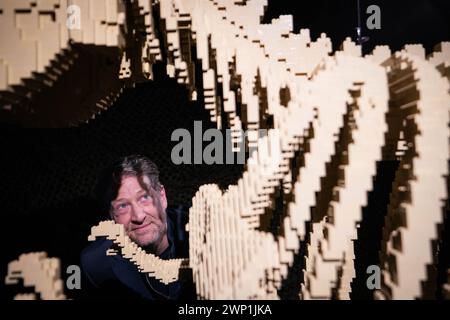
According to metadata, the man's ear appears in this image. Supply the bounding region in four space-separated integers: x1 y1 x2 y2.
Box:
159 185 168 211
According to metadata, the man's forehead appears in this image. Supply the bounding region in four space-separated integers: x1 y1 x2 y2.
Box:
116 175 151 198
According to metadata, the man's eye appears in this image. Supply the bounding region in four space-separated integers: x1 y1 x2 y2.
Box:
116 203 128 210
140 194 152 202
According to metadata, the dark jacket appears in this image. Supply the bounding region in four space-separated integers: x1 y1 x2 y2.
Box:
80 206 196 300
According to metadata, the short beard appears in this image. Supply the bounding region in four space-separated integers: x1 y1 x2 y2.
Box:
132 191 167 252
132 223 165 250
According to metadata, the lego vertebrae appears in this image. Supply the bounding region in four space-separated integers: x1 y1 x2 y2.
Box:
88 221 188 285
5 252 66 300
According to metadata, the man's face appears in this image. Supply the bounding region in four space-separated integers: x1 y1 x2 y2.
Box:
110 175 168 248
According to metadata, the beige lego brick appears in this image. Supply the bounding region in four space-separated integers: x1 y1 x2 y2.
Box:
0 61 8 91
402 44 426 59
5 252 66 300
300 218 339 299
14 293 37 300
88 220 188 285
366 45 391 65
118 51 131 79
427 42 450 66
338 37 362 57
0 0 124 90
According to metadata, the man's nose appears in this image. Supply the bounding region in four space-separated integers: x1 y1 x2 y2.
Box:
130 203 147 222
